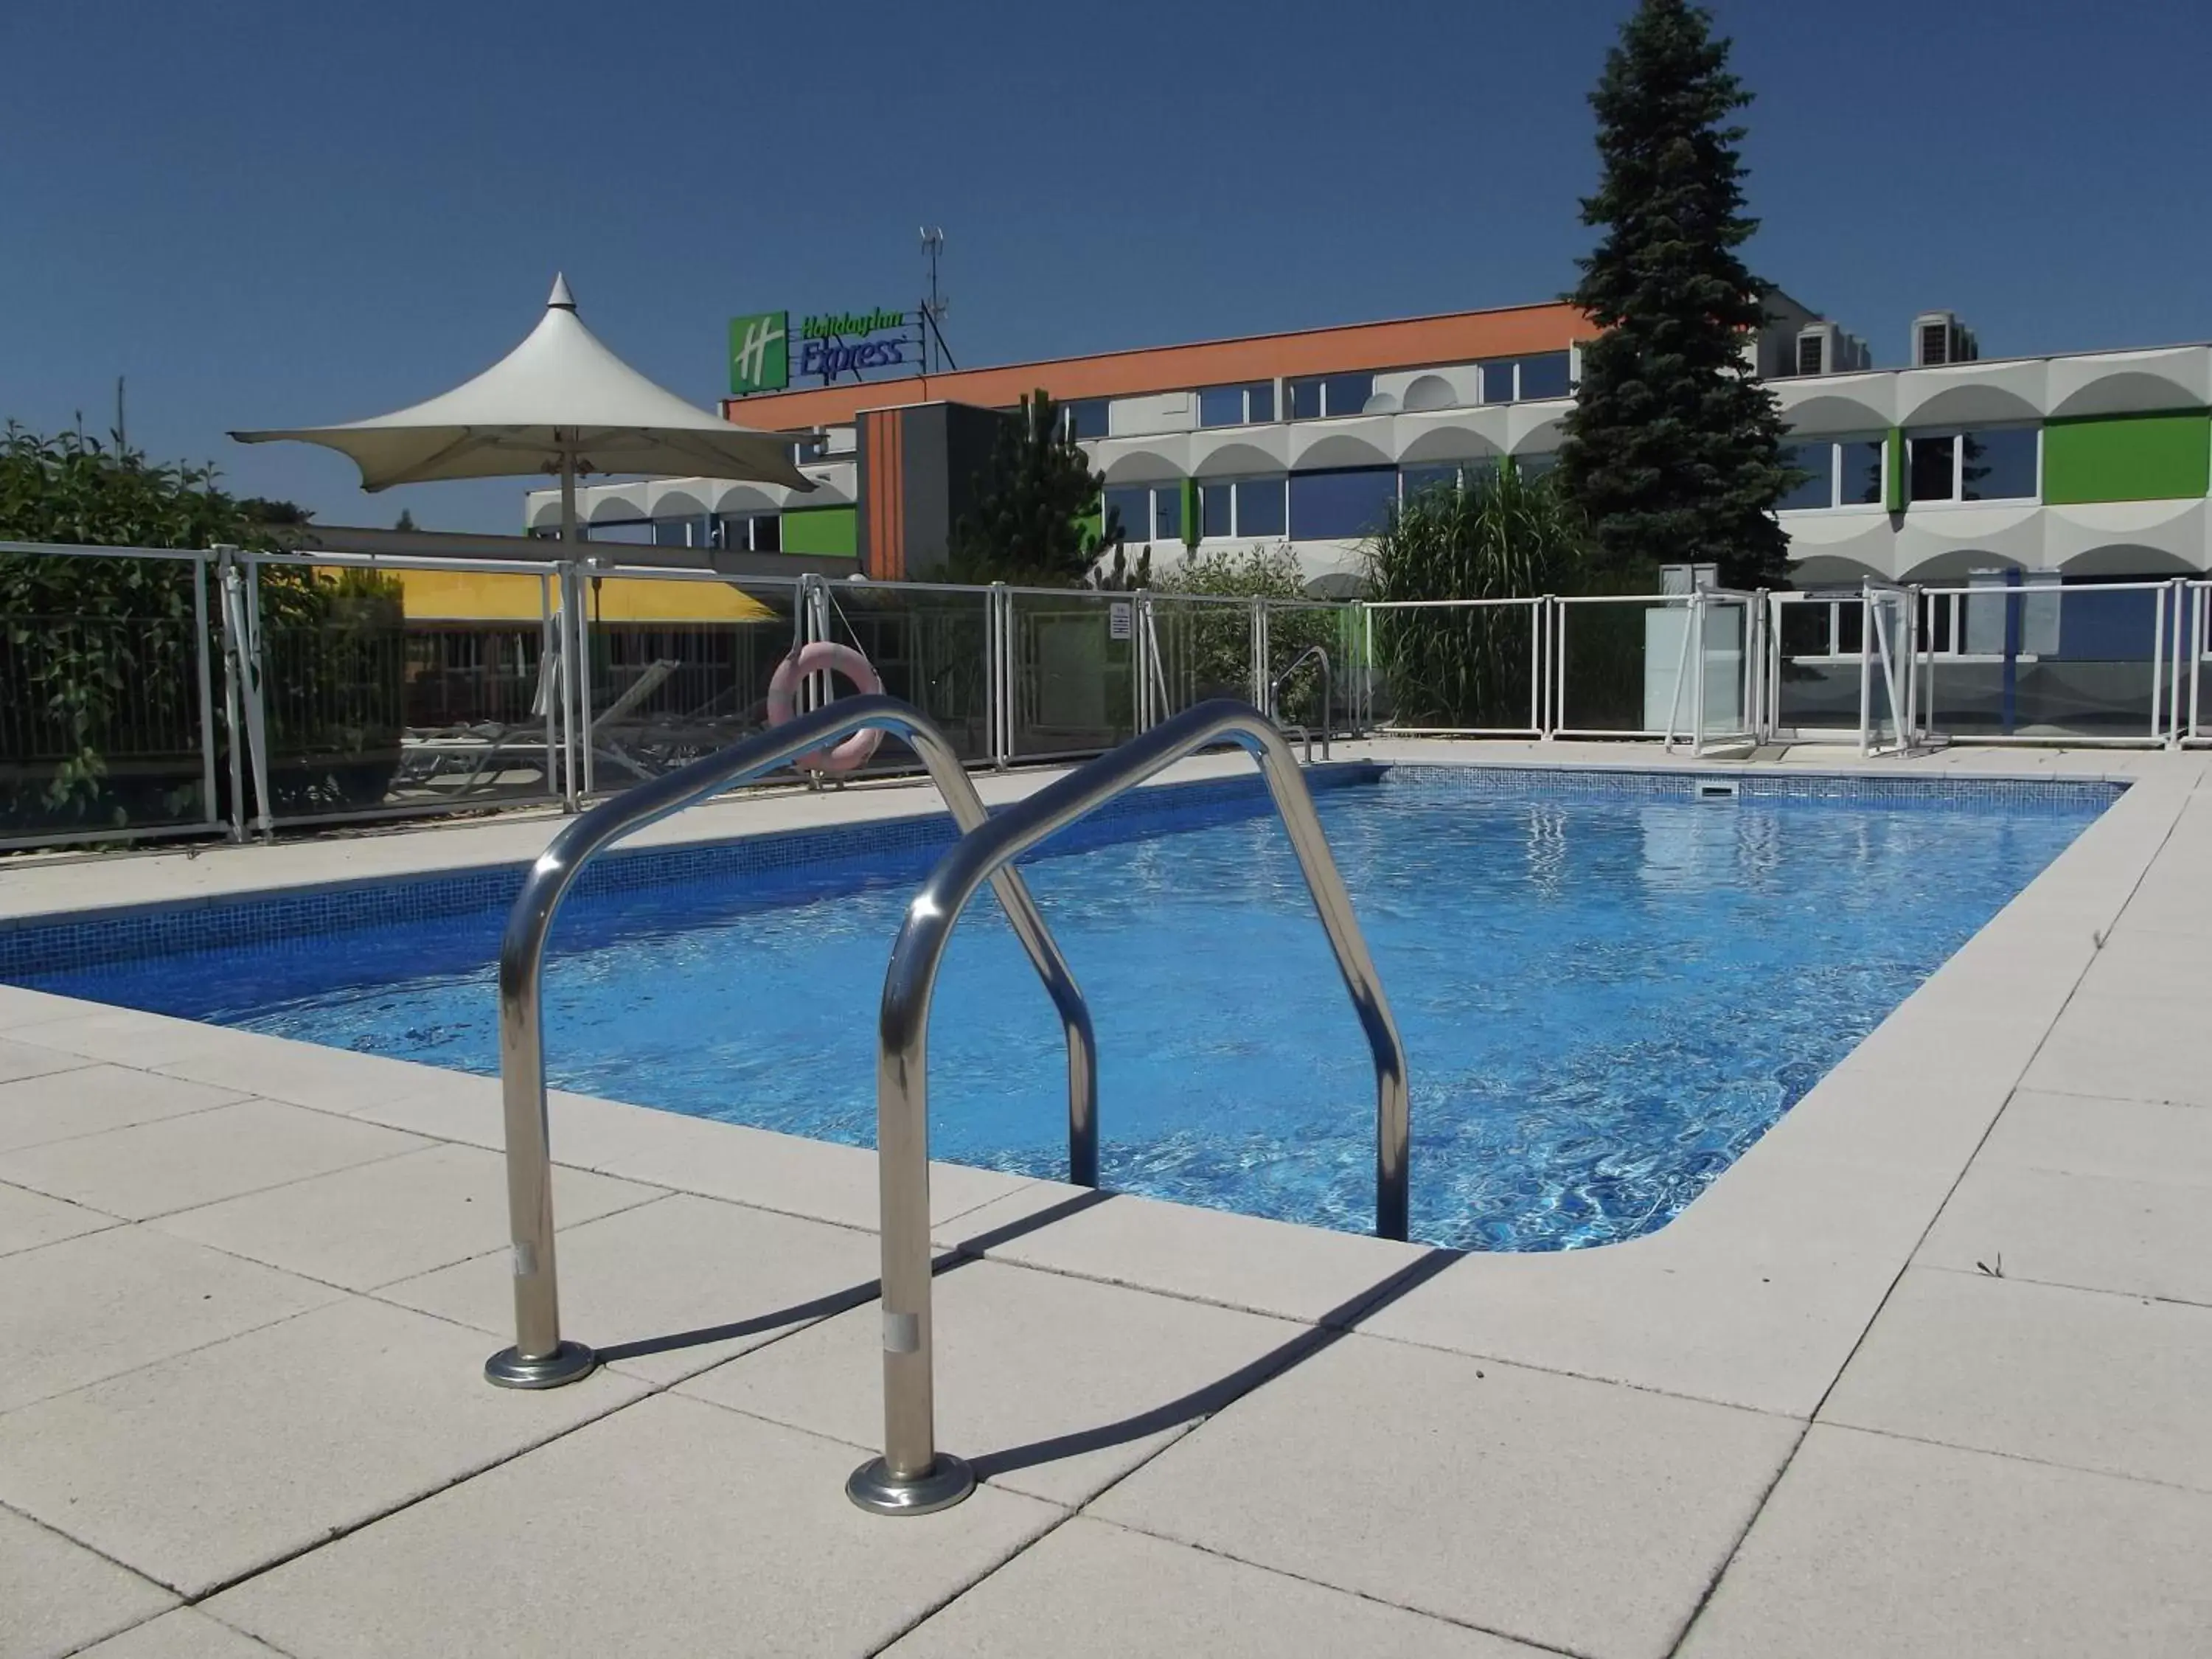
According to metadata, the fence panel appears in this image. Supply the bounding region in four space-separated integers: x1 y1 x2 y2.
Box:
819 580 994 768
1554 594 1694 737
1364 599 1543 734
1920 582 2172 743
1768 591 1867 740
1262 600 1357 731
249 557 574 824
1006 587 1137 761
1143 593 1256 726
0 544 223 848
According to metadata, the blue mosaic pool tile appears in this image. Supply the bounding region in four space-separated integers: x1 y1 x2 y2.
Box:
0 764 1384 980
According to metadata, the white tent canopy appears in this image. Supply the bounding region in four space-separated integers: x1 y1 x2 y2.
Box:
232 274 810 542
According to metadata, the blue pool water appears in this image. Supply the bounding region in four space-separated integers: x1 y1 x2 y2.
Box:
21 769 2107 1251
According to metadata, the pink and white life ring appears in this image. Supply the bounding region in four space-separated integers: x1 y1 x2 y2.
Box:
766 641 886 773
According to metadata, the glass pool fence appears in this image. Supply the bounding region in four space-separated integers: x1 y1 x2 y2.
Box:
3 537 2205 849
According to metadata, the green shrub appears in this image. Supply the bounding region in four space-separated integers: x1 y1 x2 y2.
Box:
0 425 403 832
1361 466 1592 728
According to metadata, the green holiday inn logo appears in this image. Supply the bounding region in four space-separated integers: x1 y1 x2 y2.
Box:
728 310 790 395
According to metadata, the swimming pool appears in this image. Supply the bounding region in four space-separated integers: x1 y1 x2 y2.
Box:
11 765 2112 1251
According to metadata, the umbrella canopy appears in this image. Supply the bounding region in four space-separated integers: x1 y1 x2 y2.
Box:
232 274 810 543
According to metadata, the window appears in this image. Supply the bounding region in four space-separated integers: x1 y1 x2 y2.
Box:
1290 467 1398 540
1060 398 1110 441
1512 451 1558 479
1152 483 1183 542
714 512 781 552
1781 437 1889 510
1105 484 1184 543
1962 428 2039 501
1397 462 1461 501
1906 427 2039 504
1908 434 1956 502
1478 352 1573 404
1197 382 1274 427
1778 444 1833 512
1235 476 1287 535
1840 439 1885 505
1199 475 1287 538
585 520 651 545
652 516 706 547
1287 372 1376 420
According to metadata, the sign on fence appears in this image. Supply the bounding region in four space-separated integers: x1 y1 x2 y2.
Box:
1109 602 1133 641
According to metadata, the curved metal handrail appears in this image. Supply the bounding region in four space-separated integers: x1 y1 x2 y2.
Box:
1267 644 1333 762
847 697 1408 1515
486 694 1097 1389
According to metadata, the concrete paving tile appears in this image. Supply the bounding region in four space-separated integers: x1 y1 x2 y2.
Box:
1677 1425 2212 1658
1363 1143 1956 1417
1 1009 265 1070
1820 1267 2212 1490
0 984 109 1030
0 1034 98 1084
2023 990 2212 1105
945 1187 1437 1324
75 1610 287 1658
1977 1088 2212 1187
0 1296 647 1598
153 1037 493 1124
1091 1333 1801 1659
376 1191 884 1385
0 1178 117 1257
206 1393 1060 1659
2079 925 2212 1001
0 1225 341 1414
0 1065 249 1154
883 1517 1541 1658
542 1088 1035 1229
683 1257 1305 1508
0 1100 428 1221
0 1506 177 1659
153 1141 665 1291
1918 1160 2212 1304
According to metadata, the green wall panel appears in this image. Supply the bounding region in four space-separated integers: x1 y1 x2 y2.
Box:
780 505 857 556
1885 425 1905 513
1180 478 1200 548
2042 410 2211 504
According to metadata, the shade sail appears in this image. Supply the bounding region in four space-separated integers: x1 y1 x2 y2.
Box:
232 275 811 494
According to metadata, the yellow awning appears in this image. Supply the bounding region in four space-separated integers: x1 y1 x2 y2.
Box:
389 569 779 624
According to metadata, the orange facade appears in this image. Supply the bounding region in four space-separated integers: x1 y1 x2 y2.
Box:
721 301 1590 430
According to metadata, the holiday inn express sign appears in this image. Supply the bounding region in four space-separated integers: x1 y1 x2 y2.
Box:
728 305 914 395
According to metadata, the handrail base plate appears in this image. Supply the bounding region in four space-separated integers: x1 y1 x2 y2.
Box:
846 1453 975 1517
484 1340 597 1390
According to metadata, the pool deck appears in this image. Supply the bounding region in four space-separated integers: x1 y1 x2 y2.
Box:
3 738 2209 1657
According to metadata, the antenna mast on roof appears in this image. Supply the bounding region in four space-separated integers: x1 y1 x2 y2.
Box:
919 226 956 376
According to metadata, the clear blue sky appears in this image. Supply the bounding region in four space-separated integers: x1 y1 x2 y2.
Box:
4 0 2206 532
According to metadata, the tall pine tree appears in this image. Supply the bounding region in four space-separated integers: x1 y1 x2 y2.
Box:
1557 0 1798 591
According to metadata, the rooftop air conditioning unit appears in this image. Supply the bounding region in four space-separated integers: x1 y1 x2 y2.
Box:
1793 323 1872 376
1787 323 1876 378
1913 311 1980 367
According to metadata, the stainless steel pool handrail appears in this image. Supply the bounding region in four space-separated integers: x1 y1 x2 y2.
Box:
485 694 1097 1390
846 697 1408 1516
1267 645 1333 762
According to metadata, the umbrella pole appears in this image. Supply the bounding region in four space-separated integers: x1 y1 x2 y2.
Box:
557 439 583 809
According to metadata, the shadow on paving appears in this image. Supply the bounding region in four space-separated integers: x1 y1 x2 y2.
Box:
594 1186 1461 1483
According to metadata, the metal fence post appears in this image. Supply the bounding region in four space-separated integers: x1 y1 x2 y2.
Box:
1249 596 1267 708
989 582 1012 770
192 554 220 832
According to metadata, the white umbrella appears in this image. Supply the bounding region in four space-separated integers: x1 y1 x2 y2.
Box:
232 274 811 546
